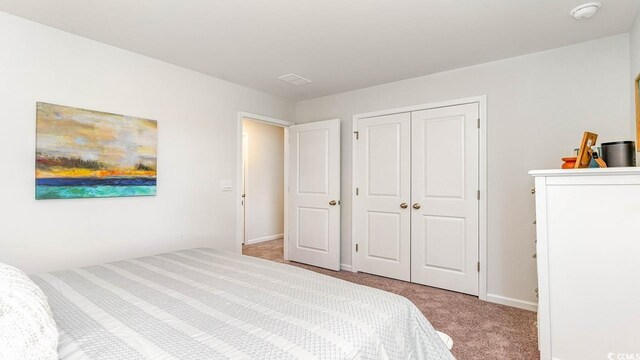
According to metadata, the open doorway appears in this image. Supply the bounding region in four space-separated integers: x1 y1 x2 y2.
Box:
236 113 341 271
238 114 291 262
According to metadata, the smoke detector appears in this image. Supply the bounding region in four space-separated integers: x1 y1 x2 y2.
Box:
278 73 312 86
570 2 601 20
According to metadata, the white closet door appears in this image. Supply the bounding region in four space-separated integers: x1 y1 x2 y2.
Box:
289 119 341 271
355 113 411 281
411 103 479 295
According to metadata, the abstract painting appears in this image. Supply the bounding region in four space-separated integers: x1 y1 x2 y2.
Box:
36 102 157 199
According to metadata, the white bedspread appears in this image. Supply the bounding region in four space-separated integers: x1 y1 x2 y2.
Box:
31 248 455 360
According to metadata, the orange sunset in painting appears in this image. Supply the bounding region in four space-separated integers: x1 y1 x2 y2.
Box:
35 102 157 199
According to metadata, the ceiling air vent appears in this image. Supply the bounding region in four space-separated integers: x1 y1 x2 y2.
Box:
278 73 312 86
570 2 601 19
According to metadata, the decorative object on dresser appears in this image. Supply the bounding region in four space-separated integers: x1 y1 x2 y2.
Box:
600 141 636 167
36 103 158 200
561 157 577 169
574 131 606 168
530 168 640 360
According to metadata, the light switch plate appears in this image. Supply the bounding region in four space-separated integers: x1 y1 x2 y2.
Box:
220 180 232 191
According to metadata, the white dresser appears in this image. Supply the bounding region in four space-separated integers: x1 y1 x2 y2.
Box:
530 168 640 360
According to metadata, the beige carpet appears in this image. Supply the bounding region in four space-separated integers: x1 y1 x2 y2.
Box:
243 239 539 360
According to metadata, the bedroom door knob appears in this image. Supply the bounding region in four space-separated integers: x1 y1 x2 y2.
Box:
329 200 337 206
413 203 421 210
400 203 408 209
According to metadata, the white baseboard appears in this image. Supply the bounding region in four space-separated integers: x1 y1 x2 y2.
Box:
486 293 538 312
246 234 284 245
340 263 354 272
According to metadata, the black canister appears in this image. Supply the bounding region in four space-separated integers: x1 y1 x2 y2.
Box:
600 141 636 167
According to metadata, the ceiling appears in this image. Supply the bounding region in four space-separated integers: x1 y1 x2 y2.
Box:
1 0 638 100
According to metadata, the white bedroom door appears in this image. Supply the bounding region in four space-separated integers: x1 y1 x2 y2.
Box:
288 119 341 271
410 103 479 295
354 113 411 281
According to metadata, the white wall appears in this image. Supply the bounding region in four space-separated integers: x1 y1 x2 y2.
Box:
242 119 284 244
0 9 634 309
0 12 295 274
296 34 632 307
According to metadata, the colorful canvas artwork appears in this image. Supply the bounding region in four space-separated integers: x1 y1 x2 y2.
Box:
36 102 157 199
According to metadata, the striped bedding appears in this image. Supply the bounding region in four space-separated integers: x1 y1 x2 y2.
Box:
31 248 455 360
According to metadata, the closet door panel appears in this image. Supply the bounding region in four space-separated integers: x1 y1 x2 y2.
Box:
355 113 411 281
411 103 479 295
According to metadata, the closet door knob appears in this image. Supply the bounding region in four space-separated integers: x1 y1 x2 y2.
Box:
329 200 337 206
413 203 421 210
400 203 408 209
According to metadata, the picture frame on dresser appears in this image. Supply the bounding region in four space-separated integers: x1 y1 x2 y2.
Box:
574 131 598 168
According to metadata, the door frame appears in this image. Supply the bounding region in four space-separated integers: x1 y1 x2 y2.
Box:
236 112 294 260
351 95 488 300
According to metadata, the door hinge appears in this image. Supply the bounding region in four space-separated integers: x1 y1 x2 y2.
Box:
477 190 480 200
355 244 359 252
477 118 480 129
477 262 480 272
356 187 359 196
354 131 359 140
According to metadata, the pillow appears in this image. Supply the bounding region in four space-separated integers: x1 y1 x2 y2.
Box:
0 263 58 360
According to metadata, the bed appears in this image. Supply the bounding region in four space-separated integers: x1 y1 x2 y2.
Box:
30 248 455 359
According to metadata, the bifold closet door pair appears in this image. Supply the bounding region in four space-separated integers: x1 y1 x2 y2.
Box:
354 103 480 295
